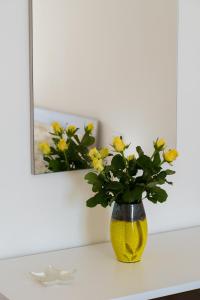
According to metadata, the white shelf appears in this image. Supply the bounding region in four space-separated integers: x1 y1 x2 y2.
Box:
0 227 200 300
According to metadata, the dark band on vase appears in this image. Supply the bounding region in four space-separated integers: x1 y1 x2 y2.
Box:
111 202 146 222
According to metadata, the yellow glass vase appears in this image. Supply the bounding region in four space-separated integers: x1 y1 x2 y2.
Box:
110 203 148 263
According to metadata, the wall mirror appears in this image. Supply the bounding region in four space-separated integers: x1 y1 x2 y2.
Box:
30 0 177 175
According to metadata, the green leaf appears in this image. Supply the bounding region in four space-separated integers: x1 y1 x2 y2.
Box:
166 180 173 185
111 155 125 171
85 172 98 184
101 197 109 208
165 169 176 175
73 134 80 144
128 160 138 176
81 134 95 147
122 190 134 203
155 171 167 180
122 186 144 203
106 182 123 192
48 159 67 172
86 192 107 208
49 132 59 136
85 172 103 192
86 196 99 207
43 156 51 162
50 146 58 155
132 186 144 202
148 186 168 203
52 138 60 144
92 181 102 192
153 151 161 167
136 146 144 157
137 155 153 171
146 179 165 188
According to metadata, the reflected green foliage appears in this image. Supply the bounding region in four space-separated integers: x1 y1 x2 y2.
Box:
39 122 95 172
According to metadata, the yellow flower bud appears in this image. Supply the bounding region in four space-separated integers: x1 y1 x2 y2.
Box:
92 158 104 172
57 139 69 152
39 142 51 155
163 149 179 163
100 147 109 159
51 122 62 134
127 154 135 161
113 136 126 152
66 125 76 134
155 138 166 150
85 123 94 133
88 147 101 160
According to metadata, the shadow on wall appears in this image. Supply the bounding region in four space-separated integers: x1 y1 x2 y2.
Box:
64 170 111 244
85 204 111 244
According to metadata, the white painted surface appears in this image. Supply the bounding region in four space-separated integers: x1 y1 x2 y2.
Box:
0 0 199 260
0 227 199 300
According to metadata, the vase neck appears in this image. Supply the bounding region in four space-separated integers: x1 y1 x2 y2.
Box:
112 202 146 222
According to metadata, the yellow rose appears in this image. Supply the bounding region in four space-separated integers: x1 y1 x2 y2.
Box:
39 142 51 155
127 154 135 161
51 122 62 134
85 123 94 133
163 149 179 163
66 125 76 134
100 147 109 159
88 147 101 160
92 158 104 172
57 139 69 152
155 138 166 150
113 136 126 152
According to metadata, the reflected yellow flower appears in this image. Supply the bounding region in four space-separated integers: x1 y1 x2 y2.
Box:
163 149 179 163
85 123 94 133
127 154 135 161
100 148 109 159
88 147 101 160
66 125 76 134
51 122 62 134
92 158 104 172
39 142 51 155
57 139 69 152
113 136 126 152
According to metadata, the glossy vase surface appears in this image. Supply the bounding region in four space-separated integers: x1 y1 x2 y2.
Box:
110 202 148 263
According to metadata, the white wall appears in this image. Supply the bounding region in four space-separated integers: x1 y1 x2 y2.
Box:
0 0 199 259
146 0 200 232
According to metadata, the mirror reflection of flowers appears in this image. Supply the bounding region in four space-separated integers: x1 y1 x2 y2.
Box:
85 137 179 207
38 122 95 172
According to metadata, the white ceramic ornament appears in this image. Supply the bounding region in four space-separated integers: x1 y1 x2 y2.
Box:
30 265 76 286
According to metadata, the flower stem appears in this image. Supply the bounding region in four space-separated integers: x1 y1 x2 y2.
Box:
64 151 70 170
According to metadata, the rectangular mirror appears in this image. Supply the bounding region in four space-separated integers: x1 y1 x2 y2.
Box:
30 0 177 175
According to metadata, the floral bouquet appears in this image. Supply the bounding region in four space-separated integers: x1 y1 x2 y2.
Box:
85 137 178 207
39 122 95 172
